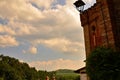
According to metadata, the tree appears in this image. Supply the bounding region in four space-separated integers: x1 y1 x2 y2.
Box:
0 55 39 80
86 47 120 80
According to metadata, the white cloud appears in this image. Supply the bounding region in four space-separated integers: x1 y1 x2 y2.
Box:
0 35 19 47
84 0 93 3
32 38 84 54
0 0 44 22
0 21 38 37
8 21 37 36
0 0 82 38
28 58 85 71
0 25 15 35
0 0 86 55
0 0 96 71
0 0 86 58
29 46 37 54
23 46 37 54
30 0 55 9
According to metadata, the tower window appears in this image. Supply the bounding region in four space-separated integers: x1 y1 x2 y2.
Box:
91 26 96 48
92 26 96 32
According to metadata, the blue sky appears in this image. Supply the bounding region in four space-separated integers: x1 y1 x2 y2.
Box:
0 0 96 71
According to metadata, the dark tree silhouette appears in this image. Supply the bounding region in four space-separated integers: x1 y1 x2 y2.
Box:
86 47 120 80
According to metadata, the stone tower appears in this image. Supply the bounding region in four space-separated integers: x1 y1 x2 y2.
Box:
79 0 120 57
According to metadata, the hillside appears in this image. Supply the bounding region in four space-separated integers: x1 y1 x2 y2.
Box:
0 55 39 80
0 55 80 80
55 69 80 80
56 69 74 73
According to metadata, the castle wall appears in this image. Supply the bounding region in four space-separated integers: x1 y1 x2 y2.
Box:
109 0 120 50
80 0 118 56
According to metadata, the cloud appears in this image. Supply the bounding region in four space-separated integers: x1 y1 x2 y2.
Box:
28 58 85 71
8 21 37 36
30 0 55 9
0 35 19 47
0 25 15 35
23 46 37 54
83 0 96 9
29 46 37 54
0 0 44 23
0 0 85 56
0 0 97 71
32 38 84 54
84 0 93 3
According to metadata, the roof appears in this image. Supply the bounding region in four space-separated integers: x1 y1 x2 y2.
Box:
74 67 86 73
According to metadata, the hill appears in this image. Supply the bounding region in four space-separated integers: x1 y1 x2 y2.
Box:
0 55 55 80
56 69 74 73
55 69 80 80
0 55 80 80
0 55 39 80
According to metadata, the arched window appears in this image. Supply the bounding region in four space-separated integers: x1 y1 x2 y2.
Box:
92 26 96 32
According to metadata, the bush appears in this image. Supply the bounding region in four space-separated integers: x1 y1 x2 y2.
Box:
86 47 120 80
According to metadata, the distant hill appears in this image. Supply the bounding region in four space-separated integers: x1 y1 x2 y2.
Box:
55 69 80 80
56 69 74 73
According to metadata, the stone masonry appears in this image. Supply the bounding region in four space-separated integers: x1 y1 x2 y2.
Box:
80 0 120 57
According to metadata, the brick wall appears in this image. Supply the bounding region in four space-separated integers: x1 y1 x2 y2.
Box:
80 0 120 57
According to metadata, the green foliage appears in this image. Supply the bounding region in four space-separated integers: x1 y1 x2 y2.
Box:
56 73 80 80
0 55 38 80
0 55 80 80
38 70 56 80
86 47 120 80
56 69 80 80
56 69 74 73
37 69 80 80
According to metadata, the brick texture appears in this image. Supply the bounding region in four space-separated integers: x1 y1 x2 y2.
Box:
80 0 120 57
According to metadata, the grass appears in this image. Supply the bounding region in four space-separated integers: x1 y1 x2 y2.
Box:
56 70 80 80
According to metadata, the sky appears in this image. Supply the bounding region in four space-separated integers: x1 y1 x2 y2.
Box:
0 0 96 71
